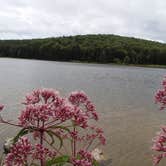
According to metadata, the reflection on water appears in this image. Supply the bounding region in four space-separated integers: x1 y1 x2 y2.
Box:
0 58 166 166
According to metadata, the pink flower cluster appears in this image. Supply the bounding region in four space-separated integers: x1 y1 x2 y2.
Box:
71 150 94 166
19 89 66 127
152 126 166 165
69 91 98 128
0 88 106 166
18 89 98 129
155 77 166 110
86 126 106 145
152 76 166 165
4 136 56 166
32 144 56 160
4 137 32 166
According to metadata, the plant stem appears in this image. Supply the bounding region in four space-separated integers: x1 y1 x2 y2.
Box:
85 140 94 150
0 153 4 166
1 119 22 127
40 121 45 166
73 126 76 157
40 130 44 166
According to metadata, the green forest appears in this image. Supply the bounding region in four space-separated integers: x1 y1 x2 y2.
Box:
0 34 166 65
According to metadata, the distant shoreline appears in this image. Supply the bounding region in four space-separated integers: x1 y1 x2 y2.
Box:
70 60 166 69
1 57 166 69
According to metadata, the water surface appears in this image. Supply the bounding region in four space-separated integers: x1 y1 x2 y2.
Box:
0 58 166 166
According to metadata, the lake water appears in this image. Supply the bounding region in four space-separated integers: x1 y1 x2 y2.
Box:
0 58 166 166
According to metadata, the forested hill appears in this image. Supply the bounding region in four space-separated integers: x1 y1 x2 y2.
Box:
0 34 166 65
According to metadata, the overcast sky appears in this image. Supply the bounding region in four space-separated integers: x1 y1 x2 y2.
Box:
0 0 166 42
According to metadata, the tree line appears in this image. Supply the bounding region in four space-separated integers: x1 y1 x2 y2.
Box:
0 34 166 65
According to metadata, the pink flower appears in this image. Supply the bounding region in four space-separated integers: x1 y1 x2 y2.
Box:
32 144 56 161
4 137 57 166
71 150 94 166
53 103 74 122
72 107 88 128
40 88 59 103
155 77 166 110
18 104 53 127
19 89 100 130
98 134 106 145
78 149 93 160
86 126 106 146
86 101 96 112
152 126 166 165
70 131 79 140
68 91 88 105
71 158 92 166
4 137 32 166
24 89 40 105
18 89 73 128
68 91 99 128
153 155 162 166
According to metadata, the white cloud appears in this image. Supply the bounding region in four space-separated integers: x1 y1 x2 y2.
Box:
0 0 165 42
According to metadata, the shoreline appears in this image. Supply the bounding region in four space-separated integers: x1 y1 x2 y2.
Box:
0 57 166 69
70 60 166 69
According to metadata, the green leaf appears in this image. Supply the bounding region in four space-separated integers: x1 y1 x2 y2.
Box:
13 128 29 143
13 126 35 143
46 130 55 145
93 160 99 166
46 155 69 166
48 125 70 133
46 130 63 150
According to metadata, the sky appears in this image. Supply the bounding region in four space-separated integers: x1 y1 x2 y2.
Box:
0 0 166 42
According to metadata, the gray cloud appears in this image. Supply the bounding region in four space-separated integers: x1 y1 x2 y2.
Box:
0 0 165 42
